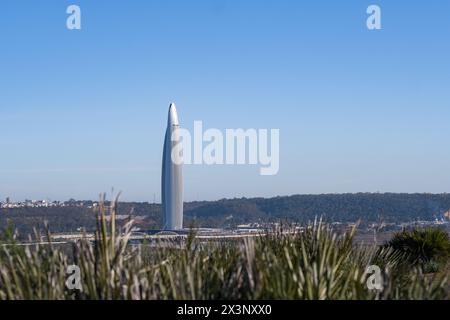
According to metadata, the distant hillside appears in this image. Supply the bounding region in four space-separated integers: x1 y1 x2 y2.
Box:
183 193 450 227
1 193 450 235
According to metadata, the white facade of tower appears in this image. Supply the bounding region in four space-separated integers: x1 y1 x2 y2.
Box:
161 103 183 230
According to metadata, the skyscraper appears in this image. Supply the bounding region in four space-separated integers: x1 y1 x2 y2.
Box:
161 103 183 230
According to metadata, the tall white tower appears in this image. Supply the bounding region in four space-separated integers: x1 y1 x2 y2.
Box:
161 103 183 230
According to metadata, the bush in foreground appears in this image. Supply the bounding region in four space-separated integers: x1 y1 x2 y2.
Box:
385 227 450 273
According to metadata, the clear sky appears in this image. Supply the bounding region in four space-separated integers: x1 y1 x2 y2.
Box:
1 0 450 202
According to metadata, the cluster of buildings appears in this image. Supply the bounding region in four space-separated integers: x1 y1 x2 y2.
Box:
0 198 98 209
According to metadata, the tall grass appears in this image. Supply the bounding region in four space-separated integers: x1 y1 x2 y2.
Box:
0 197 448 300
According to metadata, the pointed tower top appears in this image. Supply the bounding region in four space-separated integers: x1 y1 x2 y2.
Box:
167 103 179 126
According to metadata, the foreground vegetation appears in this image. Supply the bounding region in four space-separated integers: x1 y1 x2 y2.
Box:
0 198 448 300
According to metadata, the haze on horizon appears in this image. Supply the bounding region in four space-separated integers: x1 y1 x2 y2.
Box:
1 1 450 202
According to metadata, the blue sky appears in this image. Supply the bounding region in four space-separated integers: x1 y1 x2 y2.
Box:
1 0 450 202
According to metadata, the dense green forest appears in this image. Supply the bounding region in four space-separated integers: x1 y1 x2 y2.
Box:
1 193 450 236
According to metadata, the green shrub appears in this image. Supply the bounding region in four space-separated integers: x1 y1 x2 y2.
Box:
385 228 450 273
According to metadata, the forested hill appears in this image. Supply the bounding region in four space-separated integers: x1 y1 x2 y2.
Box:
1 193 450 235
184 193 450 226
